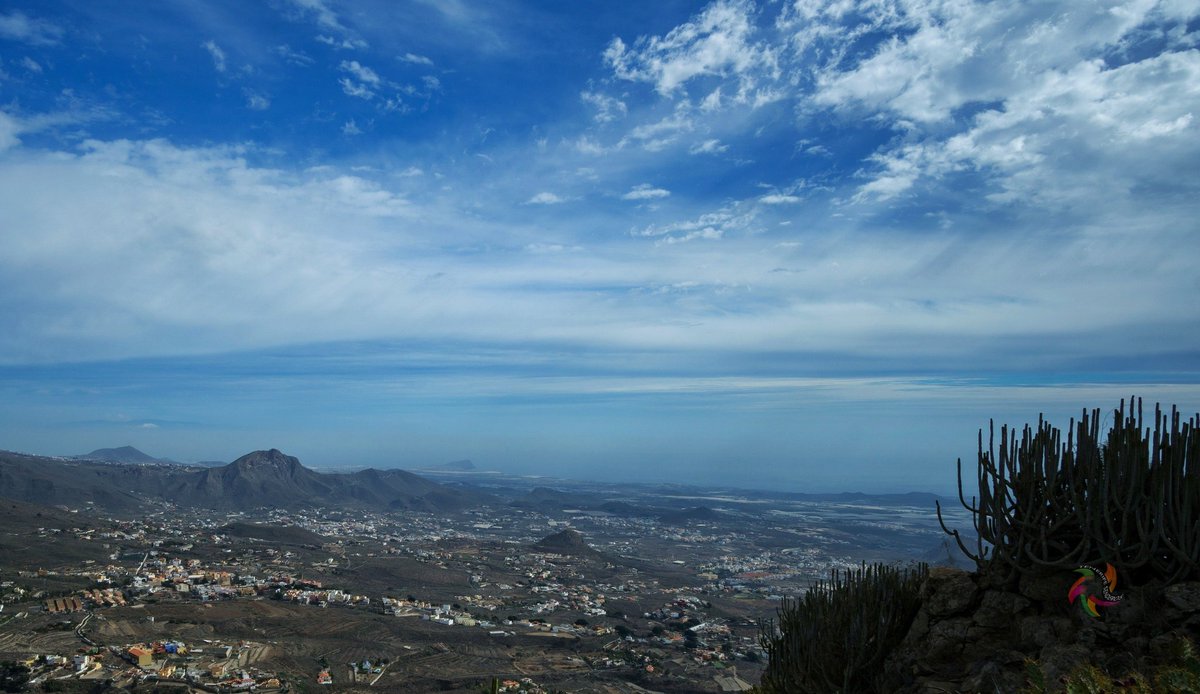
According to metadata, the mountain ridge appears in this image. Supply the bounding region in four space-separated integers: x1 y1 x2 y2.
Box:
0 448 482 513
76 445 175 465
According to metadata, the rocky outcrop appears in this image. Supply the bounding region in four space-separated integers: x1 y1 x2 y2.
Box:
886 568 1200 693
532 528 603 558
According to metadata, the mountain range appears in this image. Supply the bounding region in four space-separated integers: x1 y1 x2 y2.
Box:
0 448 484 513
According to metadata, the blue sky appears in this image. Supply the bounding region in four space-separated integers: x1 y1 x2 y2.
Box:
1 0 1198 492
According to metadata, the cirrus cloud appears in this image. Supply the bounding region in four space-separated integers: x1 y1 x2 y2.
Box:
621 184 670 200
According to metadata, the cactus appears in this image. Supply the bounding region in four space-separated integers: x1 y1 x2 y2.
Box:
938 398 1200 585
756 561 927 693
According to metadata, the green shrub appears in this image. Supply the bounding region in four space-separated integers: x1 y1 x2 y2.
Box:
755 561 927 693
0 662 29 694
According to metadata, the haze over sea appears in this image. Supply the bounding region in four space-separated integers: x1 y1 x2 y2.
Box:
0 1 1197 493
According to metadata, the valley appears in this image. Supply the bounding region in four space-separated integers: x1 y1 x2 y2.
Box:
0 449 970 693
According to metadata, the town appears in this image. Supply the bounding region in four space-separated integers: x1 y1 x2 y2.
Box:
0 472 962 692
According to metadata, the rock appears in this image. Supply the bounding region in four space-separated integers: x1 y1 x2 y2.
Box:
973 590 1032 629
1149 630 1190 658
1037 643 1091 686
914 679 961 693
1019 567 1072 605
1073 623 1097 648
920 617 972 664
892 567 1200 694
1103 584 1148 626
903 607 931 642
1164 582 1200 613
1019 615 1072 649
1105 649 1139 678
962 654 1027 694
1122 636 1148 656
925 569 980 618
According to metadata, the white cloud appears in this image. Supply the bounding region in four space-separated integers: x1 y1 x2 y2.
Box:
342 119 362 135
574 136 606 155
689 138 727 154
799 3 1200 126
0 131 1196 382
399 52 434 66
0 111 20 153
285 0 346 31
847 37 1200 204
619 109 694 150
0 11 63 46
2 2 1199 380
316 34 368 50
597 1 1200 213
382 95 409 113
622 184 670 200
339 78 374 100
0 138 443 362
338 61 386 101
202 40 227 73
275 44 314 66
244 90 270 110
635 206 752 245
767 1 1200 205
526 192 565 205
604 0 776 97
655 228 723 245
340 60 381 85
525 243 582 254
581 91 627 123
20 57 42 73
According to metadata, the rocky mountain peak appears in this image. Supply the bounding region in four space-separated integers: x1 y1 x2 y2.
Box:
230 449 302 472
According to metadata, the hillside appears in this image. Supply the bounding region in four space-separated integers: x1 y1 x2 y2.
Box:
511 486 580 510
0 448 483 513
0 450 183 511
219 522 328 546
532 528 603 558
659 505 722 524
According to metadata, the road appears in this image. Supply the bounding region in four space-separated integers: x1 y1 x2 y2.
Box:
75 611 96 646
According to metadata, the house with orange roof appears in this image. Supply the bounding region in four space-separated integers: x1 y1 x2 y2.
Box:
127 647 153 668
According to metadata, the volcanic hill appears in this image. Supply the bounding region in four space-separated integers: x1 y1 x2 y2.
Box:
532 528 603 558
